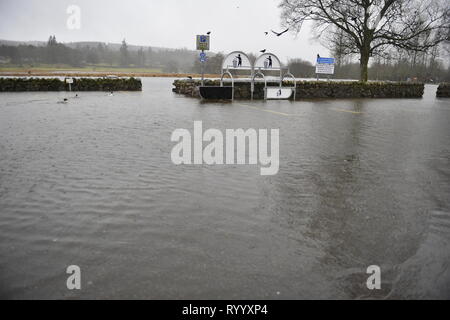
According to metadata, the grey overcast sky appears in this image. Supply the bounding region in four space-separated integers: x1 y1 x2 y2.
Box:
0 0 328 64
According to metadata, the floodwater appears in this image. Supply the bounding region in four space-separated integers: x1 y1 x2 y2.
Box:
0 78 449 299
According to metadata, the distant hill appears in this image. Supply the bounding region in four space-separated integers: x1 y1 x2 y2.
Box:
0 39 201 54
0 39 46 47
0 38 220 74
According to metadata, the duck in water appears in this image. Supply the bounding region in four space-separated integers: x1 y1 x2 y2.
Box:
57 98 69 104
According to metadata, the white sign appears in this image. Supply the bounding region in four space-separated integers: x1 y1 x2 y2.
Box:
255 53 281 70
266 88 293 100
316 64 335 74
196 35 210 51
65 78 74 84
222 51 252 70
316 57 335 75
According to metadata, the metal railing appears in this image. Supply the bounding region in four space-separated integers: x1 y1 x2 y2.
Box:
281 72 297 101
251 71 267 101
220 70 234 101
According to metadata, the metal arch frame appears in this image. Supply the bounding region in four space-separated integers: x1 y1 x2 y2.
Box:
281 71 297 101
220 51 253 102
251 69 267 101
221 51 253 74
254 52 283 86
220 69 234 101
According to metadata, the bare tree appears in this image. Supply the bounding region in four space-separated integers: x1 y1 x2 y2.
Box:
326 27 353 67
280 0 450 81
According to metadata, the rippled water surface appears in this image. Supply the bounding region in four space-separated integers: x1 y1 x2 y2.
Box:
0 78 449 299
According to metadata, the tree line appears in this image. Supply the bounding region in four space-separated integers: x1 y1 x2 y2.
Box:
1 34 448 81
280 0 449 82
0 36 198 72
287 47 450 82
191 51 450 82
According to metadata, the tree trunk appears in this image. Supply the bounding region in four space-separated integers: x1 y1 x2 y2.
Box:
360 48 370 82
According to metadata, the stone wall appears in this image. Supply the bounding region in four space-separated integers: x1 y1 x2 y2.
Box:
173 79 425 99
436 83 450 97
0 77 142 92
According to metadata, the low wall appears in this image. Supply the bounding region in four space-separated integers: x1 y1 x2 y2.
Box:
436 83 450 97
172 79 424 99
0 77 142 92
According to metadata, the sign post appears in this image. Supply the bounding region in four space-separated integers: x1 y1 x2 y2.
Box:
196 35 210 86
315 57 335 80
65 78 73 91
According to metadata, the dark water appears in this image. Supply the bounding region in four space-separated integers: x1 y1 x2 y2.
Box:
0 78 449 299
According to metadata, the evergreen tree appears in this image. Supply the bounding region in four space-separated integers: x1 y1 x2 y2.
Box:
120 39 129 66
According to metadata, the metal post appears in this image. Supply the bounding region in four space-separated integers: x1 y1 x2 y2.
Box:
201 50 205 86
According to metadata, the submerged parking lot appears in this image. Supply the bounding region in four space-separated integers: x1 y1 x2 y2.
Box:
0 77 449 299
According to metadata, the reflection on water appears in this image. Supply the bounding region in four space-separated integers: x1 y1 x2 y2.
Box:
0 79 449 299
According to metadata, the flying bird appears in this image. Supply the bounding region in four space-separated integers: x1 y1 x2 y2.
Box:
271 28 289 37
260 49 266 53
264 32 268 35
206 31 211 35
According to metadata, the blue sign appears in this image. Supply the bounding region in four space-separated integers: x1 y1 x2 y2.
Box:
199 52 207 63
317 57 335 64
196 35 210 50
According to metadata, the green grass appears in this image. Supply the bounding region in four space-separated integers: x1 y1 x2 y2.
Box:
0 64 163 73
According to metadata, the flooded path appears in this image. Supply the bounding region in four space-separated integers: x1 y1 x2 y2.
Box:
0 78 449 299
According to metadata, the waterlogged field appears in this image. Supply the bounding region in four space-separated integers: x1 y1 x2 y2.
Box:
0 78 449 299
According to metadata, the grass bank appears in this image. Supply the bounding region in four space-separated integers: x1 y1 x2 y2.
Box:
0 64 219 78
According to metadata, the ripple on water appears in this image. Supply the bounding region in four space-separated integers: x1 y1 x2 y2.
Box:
0 80 449 299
